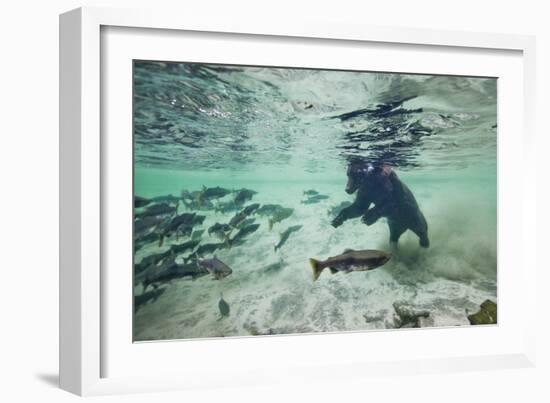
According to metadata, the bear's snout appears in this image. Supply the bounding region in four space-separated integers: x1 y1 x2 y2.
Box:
345 179 357 194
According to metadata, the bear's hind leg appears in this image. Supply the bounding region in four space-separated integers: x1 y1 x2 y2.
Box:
419 234 430 248
411 227 430 248
388 221 406 250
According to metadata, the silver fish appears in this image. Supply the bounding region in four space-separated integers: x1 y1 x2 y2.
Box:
274 225 302 251
218 294 230 318
198 256 233 280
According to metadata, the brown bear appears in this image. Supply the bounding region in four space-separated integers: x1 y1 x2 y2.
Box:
331 163 429 248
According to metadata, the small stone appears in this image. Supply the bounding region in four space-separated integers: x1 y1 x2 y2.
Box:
467 300 497 325
392 301 430 328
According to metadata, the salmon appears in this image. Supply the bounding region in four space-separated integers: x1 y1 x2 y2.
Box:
309 249 391 281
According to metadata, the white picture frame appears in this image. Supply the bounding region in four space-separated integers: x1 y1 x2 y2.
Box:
59 6 537 396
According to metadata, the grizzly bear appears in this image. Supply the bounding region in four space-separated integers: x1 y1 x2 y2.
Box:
331 163 429 248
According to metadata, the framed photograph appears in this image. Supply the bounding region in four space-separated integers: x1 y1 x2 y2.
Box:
60 7 537 396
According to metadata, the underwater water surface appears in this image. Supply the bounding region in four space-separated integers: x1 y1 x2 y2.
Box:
133 61 497 341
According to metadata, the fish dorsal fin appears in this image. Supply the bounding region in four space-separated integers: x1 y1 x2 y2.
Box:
343 248 355 253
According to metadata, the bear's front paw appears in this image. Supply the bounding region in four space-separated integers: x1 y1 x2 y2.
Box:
362 213 377 225
331 216 344 228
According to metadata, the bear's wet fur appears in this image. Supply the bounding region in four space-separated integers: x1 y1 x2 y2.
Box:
331 163 429 248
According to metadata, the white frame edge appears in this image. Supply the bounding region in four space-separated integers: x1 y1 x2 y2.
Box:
60 7 102 396
59 6 537 396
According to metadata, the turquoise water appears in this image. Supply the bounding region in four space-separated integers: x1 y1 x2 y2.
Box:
133 62 497 341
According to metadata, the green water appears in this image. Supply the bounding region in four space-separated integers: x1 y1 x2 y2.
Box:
133 62 497 341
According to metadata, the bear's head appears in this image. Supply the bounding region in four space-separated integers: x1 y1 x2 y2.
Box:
345 162 393 194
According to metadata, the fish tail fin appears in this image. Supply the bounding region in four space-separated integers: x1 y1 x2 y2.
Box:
158 233 164 247
223 233 232 249
274 233 282 251
309 258 324 281
197 187 205 205
268 219 273 230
